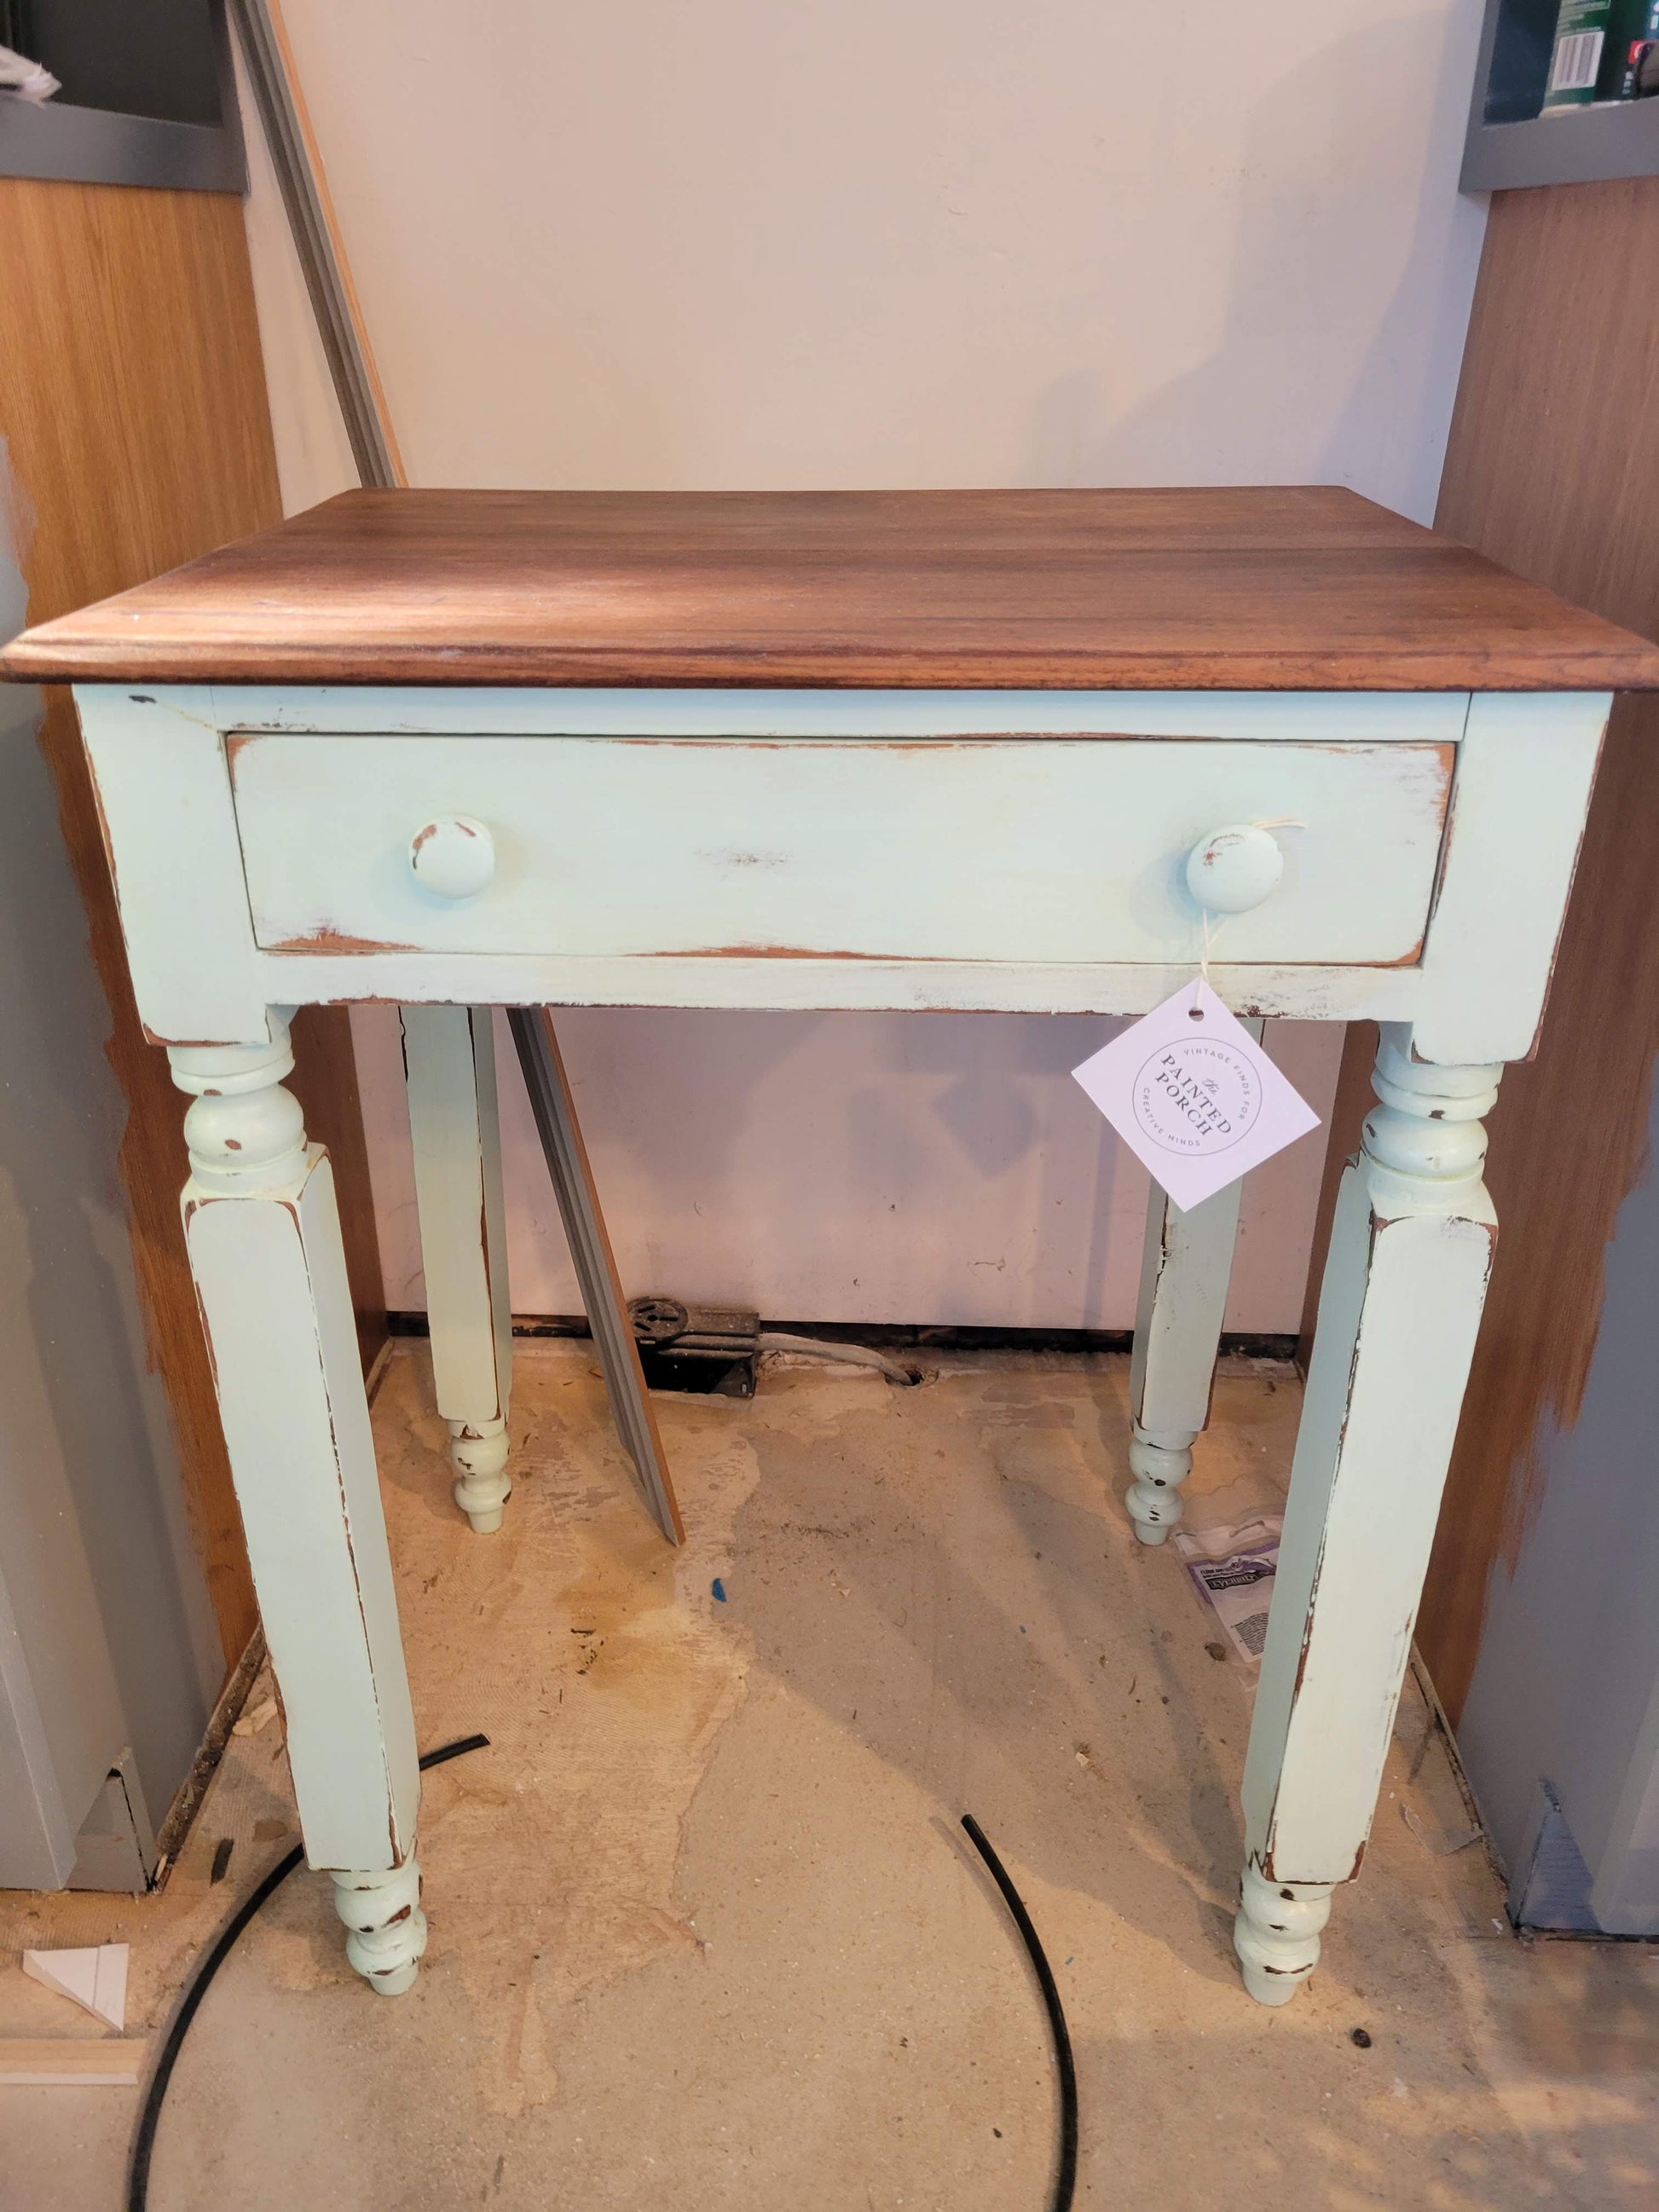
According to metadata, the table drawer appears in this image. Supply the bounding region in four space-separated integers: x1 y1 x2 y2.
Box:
228 733 1452 967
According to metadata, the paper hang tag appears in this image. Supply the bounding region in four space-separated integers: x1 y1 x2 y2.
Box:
1071 980 1320 1213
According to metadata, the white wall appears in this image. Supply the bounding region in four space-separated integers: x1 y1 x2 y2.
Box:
240 0 1488 1330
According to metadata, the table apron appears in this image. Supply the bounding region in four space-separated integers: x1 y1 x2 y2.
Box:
72 684 1610 1066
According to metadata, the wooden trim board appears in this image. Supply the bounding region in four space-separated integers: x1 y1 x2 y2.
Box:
0 2040 147 2086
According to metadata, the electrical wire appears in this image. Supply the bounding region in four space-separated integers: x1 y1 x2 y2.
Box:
127 1741 1076 2210
756 1332 919 1386
960 1812 1078 2212
126 1733 490 2212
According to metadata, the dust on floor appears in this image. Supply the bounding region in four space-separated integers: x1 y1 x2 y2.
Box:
1 1343 1655 2210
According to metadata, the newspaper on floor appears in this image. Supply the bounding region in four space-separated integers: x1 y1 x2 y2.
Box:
1171 1514 1282 1665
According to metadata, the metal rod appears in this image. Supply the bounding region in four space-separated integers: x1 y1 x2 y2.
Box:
228 0 403 488
506 1008 685 1545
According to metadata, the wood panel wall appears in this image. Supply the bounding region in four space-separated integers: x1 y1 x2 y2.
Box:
1313 179 1659 1724
0 176 386 1677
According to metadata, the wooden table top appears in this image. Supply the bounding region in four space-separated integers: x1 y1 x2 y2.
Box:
6 485 1658 692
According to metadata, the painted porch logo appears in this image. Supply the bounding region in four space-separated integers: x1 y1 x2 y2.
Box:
1132 1037 1262 1158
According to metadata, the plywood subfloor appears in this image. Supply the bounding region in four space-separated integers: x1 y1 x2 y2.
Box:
2 1345 1654 2209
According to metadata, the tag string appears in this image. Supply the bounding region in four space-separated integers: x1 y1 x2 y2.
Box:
1192 817 1305 1014
1195 907 1217 1008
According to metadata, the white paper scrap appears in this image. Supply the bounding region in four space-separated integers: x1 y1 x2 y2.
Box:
21 1943 128 2031
0 44 60 102
1071 980 1320 1211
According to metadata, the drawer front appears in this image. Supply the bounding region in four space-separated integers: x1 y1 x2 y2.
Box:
228 734 1452 967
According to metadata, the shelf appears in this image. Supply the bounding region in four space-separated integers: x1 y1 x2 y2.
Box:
0 95 243 192
0 1 243 193
1465 92 1659 191
1463 0 1659 191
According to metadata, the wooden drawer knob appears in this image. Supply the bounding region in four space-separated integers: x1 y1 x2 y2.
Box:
1184 823 1285 915
409 815 495 899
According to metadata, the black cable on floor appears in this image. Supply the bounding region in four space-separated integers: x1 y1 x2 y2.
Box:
128 1742 1071 2209
126 1733 490 2212
961 1812 1078 2212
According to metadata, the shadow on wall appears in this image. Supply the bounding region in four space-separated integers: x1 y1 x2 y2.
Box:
502 1006 1143 1331
1028 5 1488 521
0 541 220 1877
354 997 1336 1334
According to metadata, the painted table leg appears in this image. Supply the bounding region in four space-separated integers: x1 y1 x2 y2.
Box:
1234 1024 1501 2004
170 1012 425 1995
1124 1018 1259 1544
402 1006 514 1533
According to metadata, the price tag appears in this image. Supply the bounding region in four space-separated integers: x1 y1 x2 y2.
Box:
1071 980 1320 1212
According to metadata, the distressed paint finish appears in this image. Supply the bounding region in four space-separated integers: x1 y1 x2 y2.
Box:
401 1006 513 1533
1124 1017 1264 1544
1410 690 1607 1062
72 685 1607 1066
227 735 1453 968
170 1014 424 1993
194 684 1473 742
57 671 1616 2001
332 1859 427 1997
1234 1029 1500 2002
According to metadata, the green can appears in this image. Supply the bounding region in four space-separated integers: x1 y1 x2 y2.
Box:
1542 0 1615 108
1606 0 1659 98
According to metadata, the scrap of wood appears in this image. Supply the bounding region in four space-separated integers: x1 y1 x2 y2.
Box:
0 2038 147 2085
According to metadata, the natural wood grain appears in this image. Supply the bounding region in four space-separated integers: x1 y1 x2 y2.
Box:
5 485 1657 692
0 176 385 1672
0 2038 147 2084
1418 178 1659 1724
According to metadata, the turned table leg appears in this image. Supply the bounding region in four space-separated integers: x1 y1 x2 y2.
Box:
1234 1024 1501 2003
170 1012 425 1995
402 1006 514 1533
1124 1017 1259 1544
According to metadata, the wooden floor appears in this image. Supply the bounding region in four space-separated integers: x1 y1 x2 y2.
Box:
2 1344 1653 2209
